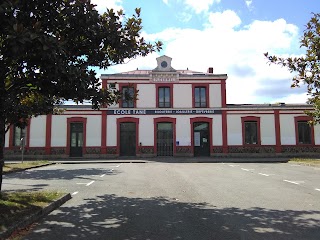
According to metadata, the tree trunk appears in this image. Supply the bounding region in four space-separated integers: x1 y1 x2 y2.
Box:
0 117 5 192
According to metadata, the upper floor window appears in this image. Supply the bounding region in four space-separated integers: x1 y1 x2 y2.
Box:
122 86 134 108
158 87 171 108
13 126 26 147
194 87 207 108
297 121 311 144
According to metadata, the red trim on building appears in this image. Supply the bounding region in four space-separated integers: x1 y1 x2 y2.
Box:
45 114 52 154
116 117 139 156
66 117 87 156
101 111 107 154
241 116 261 146
119 83 137 108
294 116 315 145
221 80 227 108
274 110 281 153
190 117 213 155
192 83 209 108
153 117 177 155
155 83 174 108
222 110 228 153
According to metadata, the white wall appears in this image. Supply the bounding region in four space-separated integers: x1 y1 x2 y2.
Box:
86 115 101 146
174 84 192 108
227 115 242 145
261 115 276 145
107 116 117 146
29 116 46 147
137 84 155 108
176 116 191 146
209 85 222 108
315 125 320 145
139 117 154 146
51 115 67 147
280 115 296 145
212 115 223 146
5 128 9 148
227 114 276 145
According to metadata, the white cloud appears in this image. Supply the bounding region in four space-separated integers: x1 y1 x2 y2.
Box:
91 0 123 14
245 0 252 8
183 0 220 14
104 10 303 104
162 0 169 5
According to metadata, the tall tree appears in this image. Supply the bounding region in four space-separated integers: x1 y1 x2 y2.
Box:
0 0 162 191
265 13 320 123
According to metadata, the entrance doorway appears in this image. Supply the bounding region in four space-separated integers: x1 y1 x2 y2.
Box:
70 122 83 157
157 122 173 156
193 122 210 156
120 122 136 156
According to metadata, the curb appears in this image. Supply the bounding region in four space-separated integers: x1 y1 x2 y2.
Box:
0 193 72 240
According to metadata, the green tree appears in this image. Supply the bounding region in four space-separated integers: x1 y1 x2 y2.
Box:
265 13 320 122
0 0 162 191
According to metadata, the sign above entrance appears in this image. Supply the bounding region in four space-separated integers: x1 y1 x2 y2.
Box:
107 109 221 115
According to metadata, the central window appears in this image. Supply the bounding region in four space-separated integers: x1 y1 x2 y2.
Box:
241 116 260 145
158 87 171 108
122 86 134 108
244 121 258 144
194 86 207 108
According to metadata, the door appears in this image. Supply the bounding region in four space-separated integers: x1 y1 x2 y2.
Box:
157 123 173 156
70 122 83 157
120 122 136 156
193 122 210 156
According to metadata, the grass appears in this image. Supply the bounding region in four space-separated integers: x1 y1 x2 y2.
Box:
0 190 65 237
3 161 51 173
289 158 320 166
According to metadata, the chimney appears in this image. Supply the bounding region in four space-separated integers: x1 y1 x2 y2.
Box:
207 67 213 73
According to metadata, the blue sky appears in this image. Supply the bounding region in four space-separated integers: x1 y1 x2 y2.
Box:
92 0 320 104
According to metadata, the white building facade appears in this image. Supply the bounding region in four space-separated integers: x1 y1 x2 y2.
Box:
4 56 320 158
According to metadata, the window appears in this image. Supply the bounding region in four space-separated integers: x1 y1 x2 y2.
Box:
158 87 171 108
297 121 311 144
194 87 207 108
122 86 134 108
13 126 26 146
244 121 258 144
242 116 260 145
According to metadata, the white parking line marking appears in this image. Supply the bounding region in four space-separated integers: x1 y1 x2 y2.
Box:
290 164 301 167
241 168 254 171
229 165 239 167
315 188 320 192
86 181 95 186
283 180 304 185
115 164 122 168
72 191 79 195
259 173 270 176
76 183 87 185
100 174 106 177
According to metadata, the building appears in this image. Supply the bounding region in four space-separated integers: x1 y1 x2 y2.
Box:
4 55 320 159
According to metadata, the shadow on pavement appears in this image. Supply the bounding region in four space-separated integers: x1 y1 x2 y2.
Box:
24 194 320 240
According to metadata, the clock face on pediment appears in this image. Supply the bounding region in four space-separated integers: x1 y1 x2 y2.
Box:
161 61 168 68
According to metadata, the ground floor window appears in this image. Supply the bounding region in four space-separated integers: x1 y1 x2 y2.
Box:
242 116 260 145
297 121 311 144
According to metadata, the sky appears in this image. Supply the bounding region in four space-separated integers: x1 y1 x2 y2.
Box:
91 0 320 105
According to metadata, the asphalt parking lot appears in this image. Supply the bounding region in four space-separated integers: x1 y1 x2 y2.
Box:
3 161 320 240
